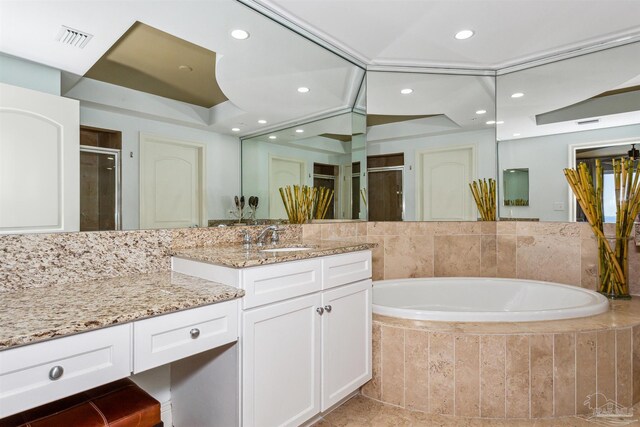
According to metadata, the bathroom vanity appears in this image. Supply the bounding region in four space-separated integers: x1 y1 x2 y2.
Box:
0 272 244 423
0 239 373 427
172 240 374 427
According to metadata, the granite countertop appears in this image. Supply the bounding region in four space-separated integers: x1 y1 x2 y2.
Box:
171 239 376 268
0 272 244 350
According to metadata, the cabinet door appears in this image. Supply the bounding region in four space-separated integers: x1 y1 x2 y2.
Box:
321 280 372 411
242 293 322 427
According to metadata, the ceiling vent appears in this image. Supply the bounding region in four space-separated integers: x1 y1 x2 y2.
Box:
56 26 92 48
577 119 600 125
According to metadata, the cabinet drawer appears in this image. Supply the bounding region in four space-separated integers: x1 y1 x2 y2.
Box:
241 259 322 309
322 251 372 290
0 324 131 418
133 300 238 373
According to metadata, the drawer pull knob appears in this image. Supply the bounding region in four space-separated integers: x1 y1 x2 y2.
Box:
316 307 324 316
324 305 332 313
49 366 64 381
190 328 201 339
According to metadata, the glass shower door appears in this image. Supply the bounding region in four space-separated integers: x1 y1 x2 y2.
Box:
80 147 120 231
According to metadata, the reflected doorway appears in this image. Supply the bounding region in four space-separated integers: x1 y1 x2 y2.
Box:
574 142 639 223
79 126 121 231
313 163 338 219
367 153 404 221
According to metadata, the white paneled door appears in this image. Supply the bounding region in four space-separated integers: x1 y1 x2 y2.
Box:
416 145 476 221
268 156 305 220
139 133 205 229
0 83 79 233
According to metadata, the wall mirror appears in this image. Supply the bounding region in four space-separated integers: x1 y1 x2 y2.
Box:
0 0 364 233
365 71 496 221
496 41 640 222
241 111 367 223
503 168 529 208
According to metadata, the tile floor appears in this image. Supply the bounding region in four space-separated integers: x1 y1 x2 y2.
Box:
312 395 640 426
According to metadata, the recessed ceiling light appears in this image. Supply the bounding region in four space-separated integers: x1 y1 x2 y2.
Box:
496 121 505 124
513 133 521 137
475 109 486 115
231 29 249 40
231 128 240 132
400 88 413 95
297 87 310 93
455 30 474 40
511 92 524 98
295 129 304 133
258 119 267 124
269 135 277 140
178 65 192 72
486 120 496 125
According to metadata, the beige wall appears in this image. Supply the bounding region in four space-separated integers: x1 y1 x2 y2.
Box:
302 221 640 295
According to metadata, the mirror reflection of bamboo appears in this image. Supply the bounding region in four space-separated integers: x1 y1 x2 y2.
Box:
564 159 640 298
279 185 334 224
469 178 496 221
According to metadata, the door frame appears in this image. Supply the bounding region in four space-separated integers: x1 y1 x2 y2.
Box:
366 165 405 221
415 144 477 221
567 137 638 222
139 132 207 228
268 155 306 218
79 145 122 230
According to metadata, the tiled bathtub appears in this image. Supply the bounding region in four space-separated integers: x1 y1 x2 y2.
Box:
362 299 640 419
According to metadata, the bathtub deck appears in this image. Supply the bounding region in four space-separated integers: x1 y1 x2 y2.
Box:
313 394 640 426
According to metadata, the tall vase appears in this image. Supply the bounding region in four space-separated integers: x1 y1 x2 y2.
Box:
597 236 631 299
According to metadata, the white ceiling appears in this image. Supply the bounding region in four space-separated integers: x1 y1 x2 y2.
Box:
497 42 640 141
2 0 640 140
0 0 363 135
256 0 640 70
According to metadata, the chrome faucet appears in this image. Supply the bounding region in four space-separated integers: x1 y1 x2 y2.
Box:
256 225 281 246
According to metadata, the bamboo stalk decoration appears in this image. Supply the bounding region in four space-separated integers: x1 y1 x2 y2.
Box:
360 188 368 208
469 178 496 221
564 159 640 298
279 185 334 223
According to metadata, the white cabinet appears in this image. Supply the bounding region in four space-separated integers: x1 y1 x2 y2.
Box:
0 324 131 418
242 293 321 427
321 280 372 410
133 300 238 373
173 250 372 427
0 301 240 419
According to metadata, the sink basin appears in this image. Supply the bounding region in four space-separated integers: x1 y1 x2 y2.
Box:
260 247 314 253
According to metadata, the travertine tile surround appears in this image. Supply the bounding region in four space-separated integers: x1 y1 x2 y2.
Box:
303 221 640 295
363 303 640 419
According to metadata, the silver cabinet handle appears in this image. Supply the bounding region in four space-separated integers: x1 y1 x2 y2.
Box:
324 305 332 313
316 307 324 315
49 365 64 381
190 328 200 339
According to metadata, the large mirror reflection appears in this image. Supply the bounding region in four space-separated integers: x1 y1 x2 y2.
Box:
241 112 367 223
0 0 364 233
496 41 640 222
365 71 496 221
